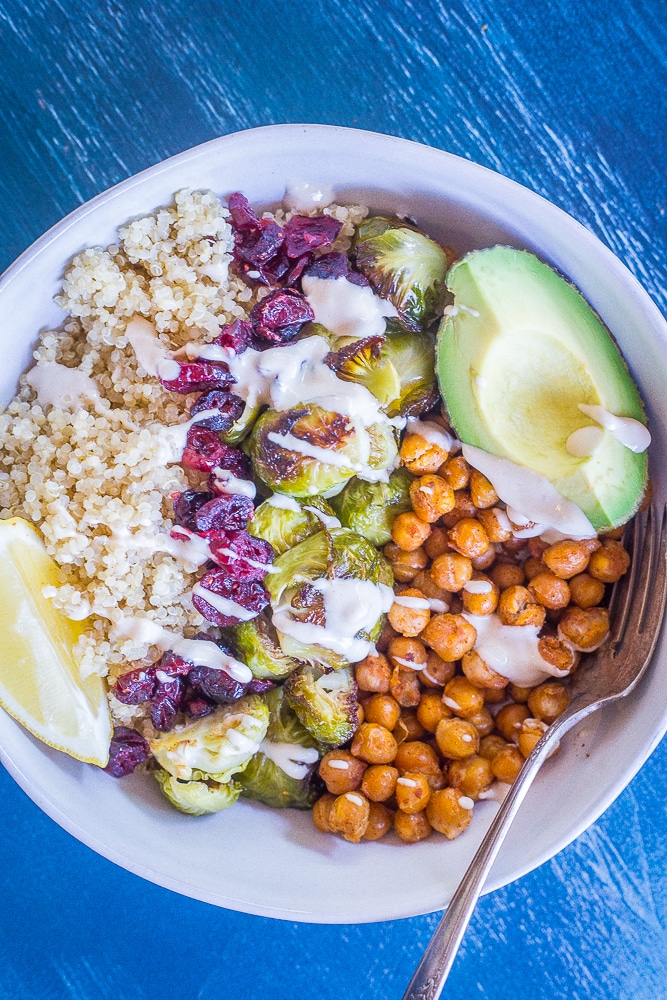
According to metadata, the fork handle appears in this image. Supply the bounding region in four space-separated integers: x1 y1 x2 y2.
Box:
402 713 577 1000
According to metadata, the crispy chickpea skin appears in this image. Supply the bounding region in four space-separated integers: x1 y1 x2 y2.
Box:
435 717 480 758
361 764 399 802
426 788 474 839
390 667 423 708
388 588 431 636
431 552 473 592
364 802 394 841
518 718 548 757
558 605 610 651
351 723 398 764
355 652 391 693
528 572 571 609
409 475 456 522
421 613 477 661
313 793 337 833
497 585 547 628
319 750 367 794
569 572 606 609
469 470 499 509
443 676 485 718
441 454 472 490
447 754 494 799
395 771 432 813
393 711 426 744
542 539 592 579
400 432 450 475
394 808 432 842
588 540 631 583
364 693 401 730
391 511 432 552
537 634 579 673
329 791 371 842
448 518 490 559
527 682 570 724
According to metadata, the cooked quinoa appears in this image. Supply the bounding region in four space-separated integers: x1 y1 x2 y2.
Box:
0 189 367 728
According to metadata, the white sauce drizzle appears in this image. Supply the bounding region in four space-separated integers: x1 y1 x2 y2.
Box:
565 425 604 458
406 418 454 453
25 362 101 408
303 505 342 530
463 580 493 595
109 617 252 683
393 596 431 610
192 581 260 623
578 403 651 453
461 612 568 687
259 738 320 779
155 408 223 463
462 443 596 538
392 656 426 671
345 793 364 807
124 316 179 380
210 467 256 499
478 782 511 804
397 777 418 788
427 598 449 613
265 493 301 512
328 759 350 770
458 795 475 810
302 274 397 339
283 181 335 211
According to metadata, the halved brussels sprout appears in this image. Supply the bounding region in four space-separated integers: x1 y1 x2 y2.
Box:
222 400 262 444
330 467 414 545
149 695 269 782
248 495 339 555
247 404 397 498
154 769 241 815
284 665 359 747
229 611 304 679
353 216 449 331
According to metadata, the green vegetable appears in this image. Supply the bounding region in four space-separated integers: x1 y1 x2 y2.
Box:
229 611 304 680
247 404 398 499
331 467 414 545
248 495 339 555
353 216 449 331
222 400 261 445
154 770 240 815
284 665 359 747
149 695 269 783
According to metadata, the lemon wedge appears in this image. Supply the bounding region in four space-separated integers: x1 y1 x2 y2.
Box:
0 517 111 766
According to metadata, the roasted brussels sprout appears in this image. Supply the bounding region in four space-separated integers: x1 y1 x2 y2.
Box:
353 216 449 331
229 611 304 680
154 769 241 815
222 399 262 445
149 695 269 782
238 688 321 809
266 528 393 670
248 494 340 555
283 664 359 747
330 467 414 545
246 404 398 498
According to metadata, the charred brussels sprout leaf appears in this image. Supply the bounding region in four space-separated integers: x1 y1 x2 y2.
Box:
222 399 262 445
325 336 401 408
248 495 339 555
284 665 359 747
154 770 240 815
330 467 414 545
229 611 304 679
353 216 449 331
149 695 269 782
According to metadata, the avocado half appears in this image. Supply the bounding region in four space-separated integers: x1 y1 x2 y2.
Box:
435 246 649 531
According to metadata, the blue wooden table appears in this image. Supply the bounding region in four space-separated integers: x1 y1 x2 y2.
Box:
1 2 666 997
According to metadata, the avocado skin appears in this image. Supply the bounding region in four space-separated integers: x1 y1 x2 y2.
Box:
436 246 648 531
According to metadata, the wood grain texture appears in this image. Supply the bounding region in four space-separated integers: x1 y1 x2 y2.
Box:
1 1 666 997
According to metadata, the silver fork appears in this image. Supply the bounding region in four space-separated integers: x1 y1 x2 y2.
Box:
403 503 667 1000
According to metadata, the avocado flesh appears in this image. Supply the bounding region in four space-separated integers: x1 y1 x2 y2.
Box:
436 247 648 531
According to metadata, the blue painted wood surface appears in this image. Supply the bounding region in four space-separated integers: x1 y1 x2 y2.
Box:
1 1 666 997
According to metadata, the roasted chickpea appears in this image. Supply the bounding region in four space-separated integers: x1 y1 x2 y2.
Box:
447 754 494 799
470 470 499 509
478 734 509 761
421 613 477 661
393 711 426 744
497 585 546 628
394 808 432 842
387 635 428 672
527 682 570 724
461 649 508 690
351 723 398 764
528 572 571 609
400 431 450 475
419 650 456 688
383 543 429 582
440 490 479 528
467 705 495 737
426 788 474 839
537 634 579 673
361 764 399 802
423 527 450 561
431 552 473 592
448 518 490 559
388 589 431 636
471 546 497 571
391 511 432 552
524 556 546 581
319 750 367 794
490 561 525 590
508 683 533 703
409 475 456 522
558 605 610 651
355 652 392 692
443 676 485 718
543 539 591 579
494 703 531 742
491 745 524 783
417 691 452 733
588 540 631 583
313 793 336 833
394 740 441 776
363 694 401 730
389 667 423 708
364 802 394 841
569 572 606 609
435 717 480 759
411 569 452 607
395 772 432 813
478 508 513 543
461 575 499 616
482 686 506 704
518 717 548 757
441 454 471 490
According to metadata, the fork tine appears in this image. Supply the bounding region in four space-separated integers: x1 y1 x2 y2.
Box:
639 503 667 635
607 507 646 648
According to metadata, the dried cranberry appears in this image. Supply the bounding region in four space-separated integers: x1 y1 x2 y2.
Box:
247 677 276 695
216 319 253 353
304 251 349 280
346 269 370 287
192 569 269 626
235 220 285 266
209 530 274 581
188 665 247 704
232 253 290 289
173 489 214 531
111 666 157 704
194 494 254 533
105 727 149 778
159 361 233 395
159 651 192 676
285 251 313 287
150 675 185 732
207 447 252 490
283 214 342 258
182 686 216 718
228 192 261 231
189 390 245 432
250 288 314 343
181 426 226 472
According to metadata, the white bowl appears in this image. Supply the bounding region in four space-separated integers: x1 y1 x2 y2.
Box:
1 124 666 924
